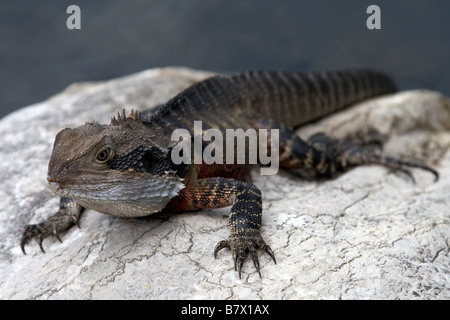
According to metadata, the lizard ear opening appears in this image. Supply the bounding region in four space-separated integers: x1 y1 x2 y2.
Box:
105 144 188 177
140 146 188 178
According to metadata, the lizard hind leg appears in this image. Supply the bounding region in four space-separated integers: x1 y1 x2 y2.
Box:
307 133 439 181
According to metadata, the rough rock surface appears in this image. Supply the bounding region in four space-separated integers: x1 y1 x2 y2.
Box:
0 67 449 300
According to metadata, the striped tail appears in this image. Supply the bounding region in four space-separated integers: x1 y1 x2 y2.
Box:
231 69 397 127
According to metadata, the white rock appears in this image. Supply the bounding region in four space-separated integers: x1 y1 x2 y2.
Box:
0 67 449 299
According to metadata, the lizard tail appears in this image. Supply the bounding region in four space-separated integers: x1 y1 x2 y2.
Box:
231 69 397 128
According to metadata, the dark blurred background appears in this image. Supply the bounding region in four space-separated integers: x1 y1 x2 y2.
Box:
1 0 449 118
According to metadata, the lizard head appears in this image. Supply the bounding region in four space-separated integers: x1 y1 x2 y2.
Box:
47 114 186 217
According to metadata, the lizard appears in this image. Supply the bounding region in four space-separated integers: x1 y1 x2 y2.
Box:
20 69 439 278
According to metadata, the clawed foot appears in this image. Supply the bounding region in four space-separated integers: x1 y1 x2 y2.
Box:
20 197 83 254
20 213 80 254
214 229 276 279
373 154 439 182
309 132 440 182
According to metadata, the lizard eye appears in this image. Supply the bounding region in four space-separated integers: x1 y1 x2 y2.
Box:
96 147 112 163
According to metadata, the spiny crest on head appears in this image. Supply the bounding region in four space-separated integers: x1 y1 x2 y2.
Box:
110 109 141 125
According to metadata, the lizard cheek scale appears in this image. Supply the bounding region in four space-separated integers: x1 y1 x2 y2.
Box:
20 69 438 278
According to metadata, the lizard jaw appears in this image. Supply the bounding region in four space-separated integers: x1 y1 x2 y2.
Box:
47 173 185 217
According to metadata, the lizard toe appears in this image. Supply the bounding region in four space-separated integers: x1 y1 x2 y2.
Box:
20 206 83 255
214 230 276 279
20 223 51 254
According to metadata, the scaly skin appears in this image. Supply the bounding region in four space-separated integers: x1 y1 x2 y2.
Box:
20 69 438 278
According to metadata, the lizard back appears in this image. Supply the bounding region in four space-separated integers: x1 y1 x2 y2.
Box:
143 69 396 135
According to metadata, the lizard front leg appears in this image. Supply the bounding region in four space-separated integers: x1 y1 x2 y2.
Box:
171 177 276 278
21 197 84 254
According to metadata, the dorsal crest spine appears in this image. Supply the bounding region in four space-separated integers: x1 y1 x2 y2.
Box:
110 109 141 125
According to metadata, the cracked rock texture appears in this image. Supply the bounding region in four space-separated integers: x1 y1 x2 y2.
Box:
0 67 449 299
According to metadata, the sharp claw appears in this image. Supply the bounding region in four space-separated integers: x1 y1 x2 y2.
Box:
20 225 36 255
253 259 262 279
257 238 277 265
269 251 277 265
53 227 63 243
38 236 46 254
431 169 440 182
249 243 262 278
71 215 81 228
213 240 228 259
20 240 27 255
54 233 63 243
237 257 244 279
